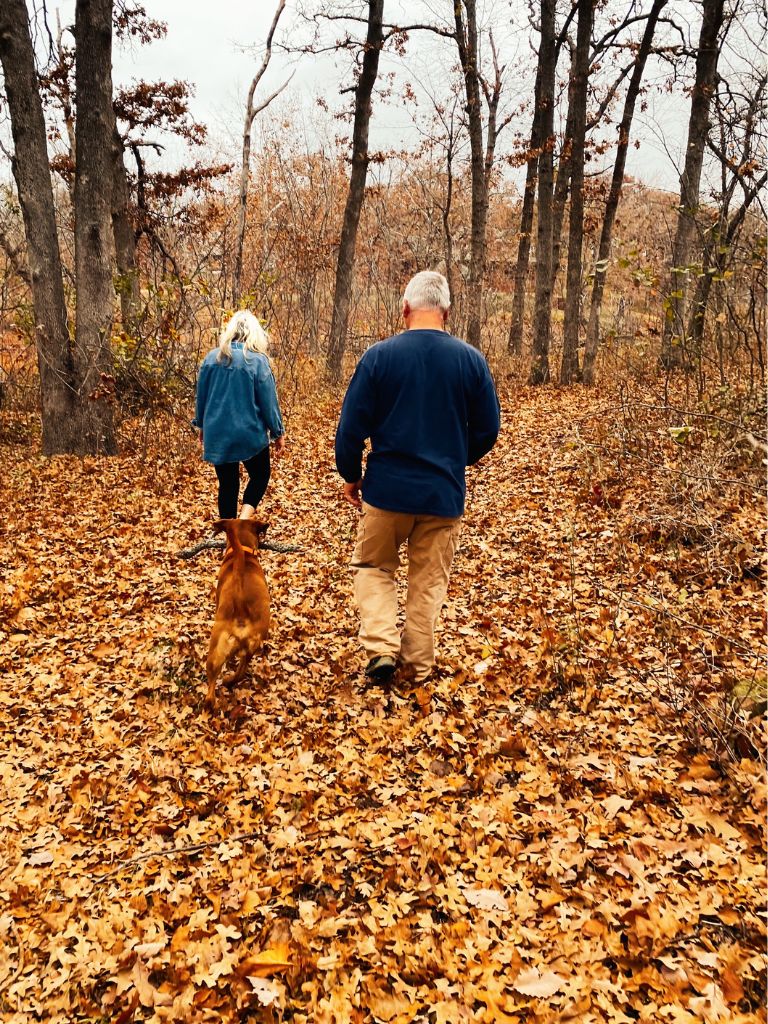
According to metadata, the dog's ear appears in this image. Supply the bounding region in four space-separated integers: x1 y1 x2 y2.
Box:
254 519 269 543
213 519 231 537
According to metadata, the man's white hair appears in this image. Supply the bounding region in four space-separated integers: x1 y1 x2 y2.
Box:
403 270 451 313
217 310 270 363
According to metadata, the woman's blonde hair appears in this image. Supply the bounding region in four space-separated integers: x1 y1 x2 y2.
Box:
217 310 270 363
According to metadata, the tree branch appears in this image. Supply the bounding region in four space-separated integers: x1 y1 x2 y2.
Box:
176 537 301 559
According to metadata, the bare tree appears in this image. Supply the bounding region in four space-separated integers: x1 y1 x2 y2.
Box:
661 0 725 368
582 0 668 384
0 0 77 453
232 0 292 308
507 63 543 356
111 120 142 336
560 0 593 384
326 0 385 381
528 0 556 385
453 1 509 350
685 70 767 364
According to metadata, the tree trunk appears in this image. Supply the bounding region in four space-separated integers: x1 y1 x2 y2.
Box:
582 0 667 384
455 0 488 350
550 97 575 299
685 171 766 354
441 128 459 307
560 0 593 385
507 65 543 356
325 0 384 382
232 0 288 308
112 123 141 337
73 0 118 454
0 0 78 454
660 0 725 369
529 0 556 385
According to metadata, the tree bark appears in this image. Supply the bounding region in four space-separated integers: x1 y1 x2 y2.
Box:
73 0 118 454
233 0 289 308
685 170 766 354
455 0 488 350
507 65 543 356
582 0 667 384
550 89 576 298
325 0 385 382
528 0 556 385
560 0 593 385
0 0 78 454
661 0 725 369
112 122 141 337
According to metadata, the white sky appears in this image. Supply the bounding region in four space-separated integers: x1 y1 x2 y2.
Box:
18 0 751 198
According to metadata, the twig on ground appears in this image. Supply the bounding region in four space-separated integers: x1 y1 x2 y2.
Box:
8 920 24 986
91 828 271 886
176 538 301 558
624 595 765 657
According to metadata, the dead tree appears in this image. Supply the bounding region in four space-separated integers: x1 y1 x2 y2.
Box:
507 64 543 356
325 0 385 382
661 0 725 368
560 0 593 385
111 121 142 337
454 0 500 350
232 0 292 308
528 0 556 385
508 5 576 357
582 0 668 384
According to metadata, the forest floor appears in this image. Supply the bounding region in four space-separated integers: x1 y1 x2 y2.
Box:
0 380 765 1024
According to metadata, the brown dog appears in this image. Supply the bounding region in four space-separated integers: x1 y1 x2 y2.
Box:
205 518 270 709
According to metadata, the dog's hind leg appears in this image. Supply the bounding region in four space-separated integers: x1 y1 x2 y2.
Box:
222 652 248 689
205 627 232 709
222 648 254 688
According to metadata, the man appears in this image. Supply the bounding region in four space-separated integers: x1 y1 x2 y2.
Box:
335 270 501 684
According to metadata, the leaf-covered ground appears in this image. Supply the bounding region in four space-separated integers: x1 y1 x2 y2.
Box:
0 383 765 1024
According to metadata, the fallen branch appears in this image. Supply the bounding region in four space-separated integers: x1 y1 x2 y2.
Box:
177 538 301 559
91 828 271 886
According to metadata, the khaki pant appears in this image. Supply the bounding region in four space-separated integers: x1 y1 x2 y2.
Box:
351 501 461 681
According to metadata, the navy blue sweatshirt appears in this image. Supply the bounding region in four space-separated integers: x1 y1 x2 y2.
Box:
335 329 501 518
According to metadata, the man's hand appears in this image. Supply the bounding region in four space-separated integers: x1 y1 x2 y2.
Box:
273 435 286 458
198 430 203 445
344 479 363 509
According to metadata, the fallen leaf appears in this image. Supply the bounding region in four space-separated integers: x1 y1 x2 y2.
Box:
247 976 283 1007
240 944 291 978
719 968 744 1004
512 966 565 999
537 890 566 910
464 888 509 913
602 794 634 819
27 849 53 866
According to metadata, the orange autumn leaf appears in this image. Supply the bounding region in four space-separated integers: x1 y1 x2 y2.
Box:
241 944 292 978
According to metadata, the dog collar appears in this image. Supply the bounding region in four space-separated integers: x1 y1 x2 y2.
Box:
223 545 256 559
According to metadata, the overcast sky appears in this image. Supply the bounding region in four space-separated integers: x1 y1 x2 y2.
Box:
22 0 732 196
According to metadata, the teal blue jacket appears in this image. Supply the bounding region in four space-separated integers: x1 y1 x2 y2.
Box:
192 344 284 465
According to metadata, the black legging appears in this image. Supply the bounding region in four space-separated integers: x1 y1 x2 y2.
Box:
214 446 270 519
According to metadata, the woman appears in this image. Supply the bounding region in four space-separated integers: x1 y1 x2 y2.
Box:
193 311 285 520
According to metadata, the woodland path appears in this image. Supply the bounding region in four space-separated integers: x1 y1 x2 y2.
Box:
0 385 764 1023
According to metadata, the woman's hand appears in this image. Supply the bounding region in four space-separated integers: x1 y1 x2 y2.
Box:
198 430 203 445
273 435 286 458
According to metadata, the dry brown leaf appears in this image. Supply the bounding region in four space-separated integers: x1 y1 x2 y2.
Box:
512 966 565 999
